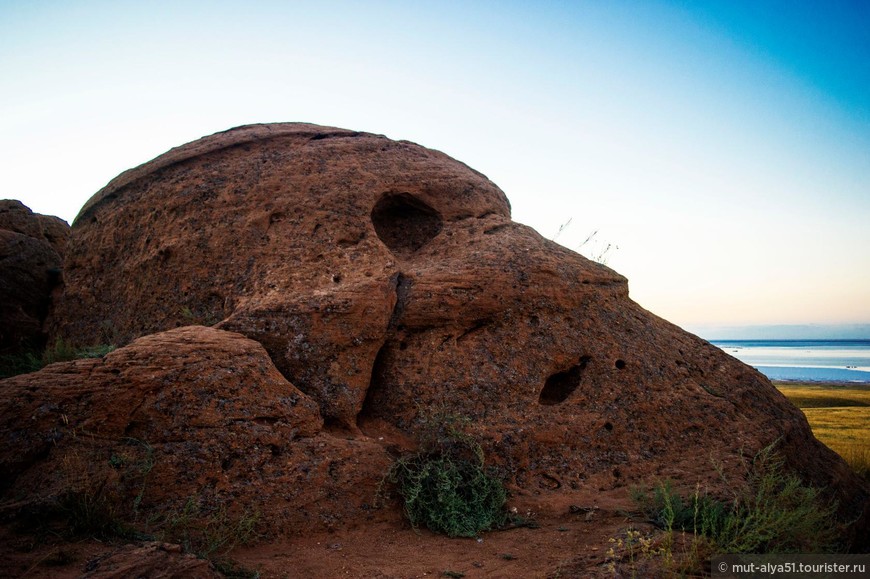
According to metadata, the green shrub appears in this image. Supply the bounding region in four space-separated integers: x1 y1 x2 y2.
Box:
0 350 43 378
42 340 116 365
384 413 510 538
0 340 116 378
635 443 840 553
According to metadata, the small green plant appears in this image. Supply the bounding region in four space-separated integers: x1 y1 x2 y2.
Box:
604 527 663 577
382 412 511 538
634 443 840 554
14 436 147 543
115 437 155 514
158 497 260 561
0 340 116 378
43 340 116 364
0 349 43 378
54 489 138 541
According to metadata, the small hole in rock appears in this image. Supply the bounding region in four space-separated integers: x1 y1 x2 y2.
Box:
371 193 443 256
332 274 342 283
615 359 626 370
604 422 613 431
539 356 590 405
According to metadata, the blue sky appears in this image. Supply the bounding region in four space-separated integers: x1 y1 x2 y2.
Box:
1 1 868 336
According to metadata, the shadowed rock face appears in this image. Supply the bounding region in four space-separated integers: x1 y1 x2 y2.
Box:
28 122 867 545
0 200 69 354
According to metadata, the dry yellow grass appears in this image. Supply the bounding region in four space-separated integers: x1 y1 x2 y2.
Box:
776 382 870 478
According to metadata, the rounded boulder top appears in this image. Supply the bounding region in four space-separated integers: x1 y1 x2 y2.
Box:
74 122 511 227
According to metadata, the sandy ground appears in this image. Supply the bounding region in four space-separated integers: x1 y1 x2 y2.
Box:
230 491 637 578
6 381 862 577
1 488 652 578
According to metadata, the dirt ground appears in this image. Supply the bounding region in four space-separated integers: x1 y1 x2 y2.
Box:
1 488 655 578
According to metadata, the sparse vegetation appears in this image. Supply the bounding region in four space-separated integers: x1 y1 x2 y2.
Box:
551 219 618 265
382 412 511 538
0 339 116 378
53 489 139 541
634 444 839 555
609 443 842 577
0 349 43 378
12 432 258 575
604 526 665 578
156 497 261 563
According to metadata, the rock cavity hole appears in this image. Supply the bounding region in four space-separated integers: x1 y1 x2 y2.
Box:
371 193 443 256
539 356 590 405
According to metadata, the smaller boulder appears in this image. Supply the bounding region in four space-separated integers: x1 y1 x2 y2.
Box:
0 200 69 357
0 200 69 256
0 325 394 539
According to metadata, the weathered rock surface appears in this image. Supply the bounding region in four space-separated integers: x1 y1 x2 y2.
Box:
0 326 393 536
53 124 514 430
82 542 221 579
0 199 69 256
29 122 869 548
0 200 69 355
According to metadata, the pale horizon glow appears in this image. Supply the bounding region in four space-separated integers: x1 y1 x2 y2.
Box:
2 1 868 336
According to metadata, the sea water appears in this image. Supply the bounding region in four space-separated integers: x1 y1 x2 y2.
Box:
711 340 870 383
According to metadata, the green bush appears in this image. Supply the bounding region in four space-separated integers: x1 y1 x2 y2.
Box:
636 444 840 553
0 340 115 379
384 413 510 538
0 350 43 378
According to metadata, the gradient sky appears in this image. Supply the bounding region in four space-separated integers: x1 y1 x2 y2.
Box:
2 0 868 336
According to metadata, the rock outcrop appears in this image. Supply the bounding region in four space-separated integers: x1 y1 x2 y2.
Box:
0 200 69 356
3 122 862 549
82 542 221 579
0 326 394 536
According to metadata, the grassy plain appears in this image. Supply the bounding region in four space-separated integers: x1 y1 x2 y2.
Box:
775 382 870 479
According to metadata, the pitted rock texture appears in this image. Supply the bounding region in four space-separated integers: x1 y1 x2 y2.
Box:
0 326 394 536
45 123 868 546
81 542 221 579
0 199 69 256
52 123 512 428
0 200 69 354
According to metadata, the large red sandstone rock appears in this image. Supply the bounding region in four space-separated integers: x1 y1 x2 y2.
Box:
0 200 69 355
0 326 394 537
35 123 868 546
